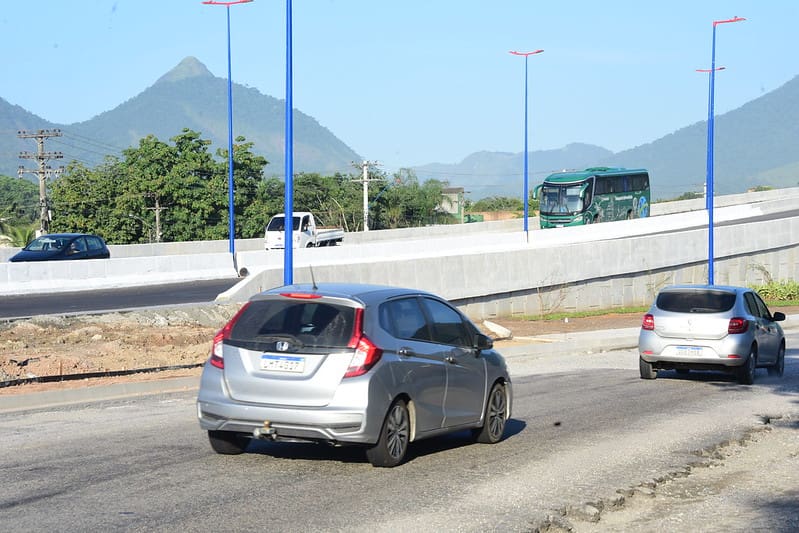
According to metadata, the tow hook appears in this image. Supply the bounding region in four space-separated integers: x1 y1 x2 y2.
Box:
253 420 277 440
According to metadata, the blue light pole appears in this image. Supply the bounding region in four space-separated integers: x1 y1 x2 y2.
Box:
704 15 744 285
203 0 253 258
509 49 544 240
283 0 294 285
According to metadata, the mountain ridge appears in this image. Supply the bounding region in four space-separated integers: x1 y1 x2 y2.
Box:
2 58 798 200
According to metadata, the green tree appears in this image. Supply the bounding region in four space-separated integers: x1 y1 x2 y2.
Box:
470 196 524 212
371 169 451 228
0 223 36 247
0 175 38 226
50 129 268 243
50 160 126 238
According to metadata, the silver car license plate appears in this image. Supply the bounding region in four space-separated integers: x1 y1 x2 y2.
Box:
675 346 702 357
261 354 305 372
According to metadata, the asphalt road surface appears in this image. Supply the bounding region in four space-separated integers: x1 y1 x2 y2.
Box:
1 334 797 532
0 278 239 319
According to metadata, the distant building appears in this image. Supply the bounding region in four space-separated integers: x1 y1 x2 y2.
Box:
441 187 465 223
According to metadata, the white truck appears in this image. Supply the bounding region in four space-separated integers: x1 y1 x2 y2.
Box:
264 212 345 250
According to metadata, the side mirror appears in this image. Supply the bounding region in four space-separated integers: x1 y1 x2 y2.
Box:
474 333 493 351
772 312 786 322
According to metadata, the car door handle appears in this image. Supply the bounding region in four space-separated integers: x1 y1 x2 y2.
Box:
445 355 456 364
398 347 415 357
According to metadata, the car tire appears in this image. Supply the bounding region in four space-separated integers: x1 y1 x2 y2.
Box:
366 399 410 468
639 357 657 379
767 342 785 377
472 381 508 444
737 345 757 385
208 430 249 455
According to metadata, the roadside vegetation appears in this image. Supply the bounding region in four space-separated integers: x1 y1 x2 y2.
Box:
512 281 799 323
751 279 799 306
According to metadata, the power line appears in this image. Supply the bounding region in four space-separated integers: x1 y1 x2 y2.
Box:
18 129 63 235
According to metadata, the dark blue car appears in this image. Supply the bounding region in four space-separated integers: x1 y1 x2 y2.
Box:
9 233 111 262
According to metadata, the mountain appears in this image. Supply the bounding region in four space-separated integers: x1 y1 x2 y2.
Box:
0 99 60 179
3 58 799 201
600 74 799 199
414 144 613 199
1 57 360 179
414 75 799 200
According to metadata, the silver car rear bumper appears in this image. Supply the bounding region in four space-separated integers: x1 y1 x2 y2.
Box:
196 366 379 444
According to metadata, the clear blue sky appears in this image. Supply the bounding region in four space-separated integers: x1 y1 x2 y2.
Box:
1 1 796 173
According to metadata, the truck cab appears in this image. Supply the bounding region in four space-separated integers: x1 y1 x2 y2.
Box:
264 212 344 250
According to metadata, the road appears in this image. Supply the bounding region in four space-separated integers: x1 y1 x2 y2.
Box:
0 278 239 320
1 333 797 532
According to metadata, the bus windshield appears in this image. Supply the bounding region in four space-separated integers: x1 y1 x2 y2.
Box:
540 183 587 215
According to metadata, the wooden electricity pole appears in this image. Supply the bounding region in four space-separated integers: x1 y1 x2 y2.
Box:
18 129 63 235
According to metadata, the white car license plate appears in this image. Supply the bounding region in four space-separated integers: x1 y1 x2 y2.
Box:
261 354 305 372
675 346 702 357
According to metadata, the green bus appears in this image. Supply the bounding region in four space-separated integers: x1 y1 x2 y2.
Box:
533 167 650 228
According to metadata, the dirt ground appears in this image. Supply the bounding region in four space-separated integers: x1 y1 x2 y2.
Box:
1 304 796 396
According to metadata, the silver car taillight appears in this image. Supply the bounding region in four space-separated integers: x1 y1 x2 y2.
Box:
728 317 749 334
209 303 252 369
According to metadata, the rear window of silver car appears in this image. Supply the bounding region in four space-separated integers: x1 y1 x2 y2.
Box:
656 290 736 313
230 300 355 348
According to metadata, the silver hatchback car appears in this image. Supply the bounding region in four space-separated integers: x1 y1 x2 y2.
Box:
638 285 786 384
197 283 512 467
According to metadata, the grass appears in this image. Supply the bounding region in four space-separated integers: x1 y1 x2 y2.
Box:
517 306 649 322
768 299 799 308
516 299 798 322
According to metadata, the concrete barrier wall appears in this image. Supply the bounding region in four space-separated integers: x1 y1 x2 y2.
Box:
219 213 799 321
0 253 236 294
2 188 798 322
2 188 797 263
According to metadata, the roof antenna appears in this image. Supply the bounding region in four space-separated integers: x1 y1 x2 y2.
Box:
309 264 318 290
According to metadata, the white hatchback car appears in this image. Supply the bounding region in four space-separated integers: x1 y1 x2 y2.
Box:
638 285 786 384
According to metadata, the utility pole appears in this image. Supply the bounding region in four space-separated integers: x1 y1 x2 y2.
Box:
354 160 379 231
143 192 166 243
18 129 63 235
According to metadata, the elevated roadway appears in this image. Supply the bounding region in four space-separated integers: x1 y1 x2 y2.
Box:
1 188 798 320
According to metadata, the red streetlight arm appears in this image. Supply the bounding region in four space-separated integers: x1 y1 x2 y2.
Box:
713 16 745 26
203 0 253 5
509 49 544 57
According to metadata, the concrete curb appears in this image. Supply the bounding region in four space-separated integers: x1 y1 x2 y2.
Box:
0 376 199 414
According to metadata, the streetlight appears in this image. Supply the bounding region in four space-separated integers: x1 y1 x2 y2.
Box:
283 0 294 285
202 0 253 259
509 49 544 241
704 15 744 285
127 214 154 244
